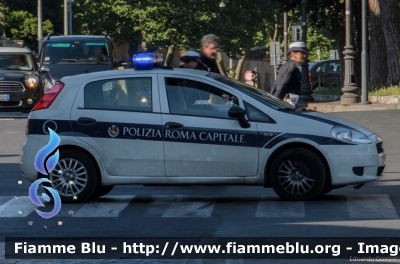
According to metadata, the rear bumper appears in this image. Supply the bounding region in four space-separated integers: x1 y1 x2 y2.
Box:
19 135 47 182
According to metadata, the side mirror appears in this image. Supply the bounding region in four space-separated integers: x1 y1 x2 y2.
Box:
40 66 50 73
228 105 251 128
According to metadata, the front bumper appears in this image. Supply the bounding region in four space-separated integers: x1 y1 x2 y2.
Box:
322 142 386 186
0 92 40 110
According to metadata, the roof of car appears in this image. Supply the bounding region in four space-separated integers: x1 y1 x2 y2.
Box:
45 35 110 41
61 67 210 82
0 47 32 53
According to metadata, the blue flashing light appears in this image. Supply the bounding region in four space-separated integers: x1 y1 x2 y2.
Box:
132 53 164 70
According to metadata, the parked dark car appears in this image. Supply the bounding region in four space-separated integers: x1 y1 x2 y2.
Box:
308 60 342 90
38 35 127 81
0 47 54 112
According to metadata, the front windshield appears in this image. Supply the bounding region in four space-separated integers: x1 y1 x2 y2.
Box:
43 41 109 63
208 74 295 111
0 53 34 71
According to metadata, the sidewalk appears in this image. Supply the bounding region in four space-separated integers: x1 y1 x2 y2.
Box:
301 100 399 113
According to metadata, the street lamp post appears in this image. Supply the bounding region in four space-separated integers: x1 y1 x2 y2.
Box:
283 11 288 63
64 0 68 35
360 0 370 104
299 0 314 103
38 0 42 54
341 0 360 104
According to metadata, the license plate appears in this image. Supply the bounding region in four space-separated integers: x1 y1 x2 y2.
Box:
382 154 386 165
0 94 10 101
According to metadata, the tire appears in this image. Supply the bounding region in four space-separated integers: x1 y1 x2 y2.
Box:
91 185 115 199
270 148 327 201
42 149 98 203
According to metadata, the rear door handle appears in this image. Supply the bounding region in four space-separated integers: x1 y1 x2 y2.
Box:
77 117 97 125
165 122 183 129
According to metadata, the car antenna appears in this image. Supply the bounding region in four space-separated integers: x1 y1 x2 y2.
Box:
45 33 51 40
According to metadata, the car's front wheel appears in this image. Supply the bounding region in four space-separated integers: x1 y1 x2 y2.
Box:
270 148 327 201
45 150 98 203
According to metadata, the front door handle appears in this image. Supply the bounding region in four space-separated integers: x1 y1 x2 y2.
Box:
165 122 183 129
77 117 97 125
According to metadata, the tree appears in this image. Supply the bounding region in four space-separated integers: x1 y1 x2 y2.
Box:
6 10 53 50
368 0 388 89
376 0 400 86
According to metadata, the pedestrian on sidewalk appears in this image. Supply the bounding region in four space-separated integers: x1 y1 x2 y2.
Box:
271 42 308 107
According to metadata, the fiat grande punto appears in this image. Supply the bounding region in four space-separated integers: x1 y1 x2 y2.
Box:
20 54 385 202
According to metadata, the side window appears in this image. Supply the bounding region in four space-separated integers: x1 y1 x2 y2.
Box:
165 77 239 118
244 102 273 123
84 77 152 112
328 62 341 73
316 63 327 73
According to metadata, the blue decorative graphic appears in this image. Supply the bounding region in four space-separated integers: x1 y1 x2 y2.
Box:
29 178 61 219
29 127 62 219
34 128 60 175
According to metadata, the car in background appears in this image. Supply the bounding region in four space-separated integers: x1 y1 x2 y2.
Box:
308 60 342 90
0 47 54 112
38 35 127 82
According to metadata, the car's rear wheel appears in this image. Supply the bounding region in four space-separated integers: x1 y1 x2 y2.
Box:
43 150 98 203
270 148 327 201
91 185 115 199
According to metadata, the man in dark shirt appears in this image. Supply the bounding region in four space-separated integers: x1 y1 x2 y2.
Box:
196 34 221 74
271 42 308 106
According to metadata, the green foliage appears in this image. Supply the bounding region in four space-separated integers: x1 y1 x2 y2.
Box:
313 87 343 95
7 10 53 50
369 85 400 96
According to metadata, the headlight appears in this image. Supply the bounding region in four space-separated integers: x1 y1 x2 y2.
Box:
331 126 372 144
25 75 39 89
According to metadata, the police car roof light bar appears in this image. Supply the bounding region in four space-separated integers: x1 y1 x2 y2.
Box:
133 53 164 70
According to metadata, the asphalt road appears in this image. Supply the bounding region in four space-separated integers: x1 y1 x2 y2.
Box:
0 110 399 264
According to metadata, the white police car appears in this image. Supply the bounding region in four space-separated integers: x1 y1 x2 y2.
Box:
19 53 386 202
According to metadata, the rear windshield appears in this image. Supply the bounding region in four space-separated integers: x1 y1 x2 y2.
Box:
207 73 295 111
43 41 109 63
0 53 34 71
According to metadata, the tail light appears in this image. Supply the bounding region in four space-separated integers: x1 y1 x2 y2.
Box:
308 72 312 82
32 82 65 111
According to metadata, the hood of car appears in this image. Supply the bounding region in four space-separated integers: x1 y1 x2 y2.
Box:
43 63 113 81
297 111 375 136
0 70 36 81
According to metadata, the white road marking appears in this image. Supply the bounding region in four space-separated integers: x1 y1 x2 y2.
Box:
0 196 37 217
72 195 135 217
255 200 305 218
163 199 216 217
346 194 399 219
144 195 176 217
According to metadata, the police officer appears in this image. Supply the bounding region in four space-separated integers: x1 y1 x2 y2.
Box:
196 34 221 74
179 51 203 70
271 42 308 106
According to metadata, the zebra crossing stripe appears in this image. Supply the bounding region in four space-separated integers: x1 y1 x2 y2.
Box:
255 200 305 218
0 196 38 217
162 198 216 218
346 194 399 219
143 195 176 217
71 195 136 217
